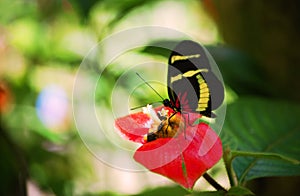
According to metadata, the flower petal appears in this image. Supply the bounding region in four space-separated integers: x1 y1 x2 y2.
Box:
133 123 222 189
115 112 150 143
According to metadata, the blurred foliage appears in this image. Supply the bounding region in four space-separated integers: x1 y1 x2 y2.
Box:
191 186 254 196
130 186 188 196
0 0 300 195
203 0 300 101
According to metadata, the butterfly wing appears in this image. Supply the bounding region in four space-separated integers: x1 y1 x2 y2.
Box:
167 40 224 117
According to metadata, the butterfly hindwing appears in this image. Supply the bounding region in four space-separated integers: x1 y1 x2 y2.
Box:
167 40 224 117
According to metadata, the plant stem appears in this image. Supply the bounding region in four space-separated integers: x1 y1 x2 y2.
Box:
202 172 227 192
223 146 237 186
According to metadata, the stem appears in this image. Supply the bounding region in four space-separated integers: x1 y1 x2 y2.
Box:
223 146 237 186
202 172 227 192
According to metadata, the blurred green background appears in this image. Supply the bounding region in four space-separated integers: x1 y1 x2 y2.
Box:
0 0 299 195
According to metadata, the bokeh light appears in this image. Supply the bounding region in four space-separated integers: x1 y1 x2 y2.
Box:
36 85 68 131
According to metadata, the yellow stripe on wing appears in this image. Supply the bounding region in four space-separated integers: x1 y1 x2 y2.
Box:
196 74 210 112
170 69 208 83
169 68 211 112
171 54 201 64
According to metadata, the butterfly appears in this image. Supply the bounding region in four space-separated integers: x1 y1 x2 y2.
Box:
165 40 224 116
146 40 224 142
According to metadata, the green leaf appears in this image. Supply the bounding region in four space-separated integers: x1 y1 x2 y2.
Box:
68 0 99 19
140 40 179 58
227 186 254 196
105 0 161 28
191 190 226 196
79 191 118 196
221 97 300 183
206 46 266 96
191 186 254 196
131 186 189 196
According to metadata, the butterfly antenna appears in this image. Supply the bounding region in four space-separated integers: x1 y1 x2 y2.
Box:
136 72 164 100
130 105 145 110
130 101 161 110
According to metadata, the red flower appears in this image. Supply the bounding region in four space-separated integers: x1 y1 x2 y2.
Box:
0 82 11 113
115 105 222 189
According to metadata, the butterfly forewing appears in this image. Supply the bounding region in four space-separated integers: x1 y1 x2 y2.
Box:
167 40 224 117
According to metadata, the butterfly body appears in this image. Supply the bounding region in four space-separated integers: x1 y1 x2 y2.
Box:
147 112 185 142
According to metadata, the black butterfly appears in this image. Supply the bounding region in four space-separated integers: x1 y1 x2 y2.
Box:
146 40 224 142
163 40 224 117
